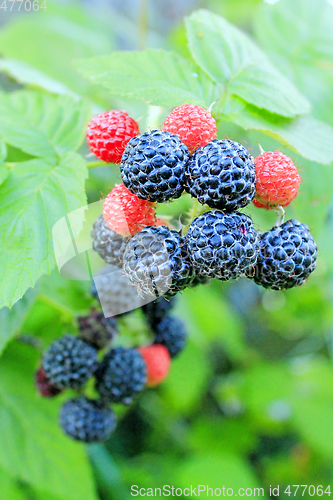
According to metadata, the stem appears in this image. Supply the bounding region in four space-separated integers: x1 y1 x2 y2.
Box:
274 205 286 227
146 105 164 130
183 199 211 235
16 334 43 351
87 160 109 169
156 214 172 220
215 87 229 117
138 0 149 50
207 100 218 114
188 199 201 221
258 143 265 155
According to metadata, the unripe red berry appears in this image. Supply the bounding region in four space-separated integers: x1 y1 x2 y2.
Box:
138 345 171 387
163 104 217 154
35 367 62 398
254 151 301 208
87 110 139 164
103 183 156 237
252 199 270 210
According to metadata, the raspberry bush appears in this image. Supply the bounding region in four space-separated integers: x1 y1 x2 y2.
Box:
0 1 333 499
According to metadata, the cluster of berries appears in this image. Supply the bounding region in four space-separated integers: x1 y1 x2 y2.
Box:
37 103 318 443
36 296 185 443
90 104 317 296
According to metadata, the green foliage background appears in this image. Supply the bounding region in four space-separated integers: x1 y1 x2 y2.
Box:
0 0 333 498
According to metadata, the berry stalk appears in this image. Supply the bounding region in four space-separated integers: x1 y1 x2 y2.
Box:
87 160 110 169
274 205 286 227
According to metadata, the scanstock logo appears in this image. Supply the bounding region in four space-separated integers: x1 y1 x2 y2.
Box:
52 201 169 317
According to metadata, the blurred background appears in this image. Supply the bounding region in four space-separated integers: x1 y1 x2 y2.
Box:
1 0 333 499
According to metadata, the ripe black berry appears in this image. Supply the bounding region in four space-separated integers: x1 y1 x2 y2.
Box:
78 311 118 350
123 225 194 298
153 315 186 358
95 347 147 404
142 296 176 326
186 210 259 280
246 219 317 290
120 130 189 202
186 139 256 211
60 397 117 443
92 215 129 267
42 335 98 390
91 267 144 316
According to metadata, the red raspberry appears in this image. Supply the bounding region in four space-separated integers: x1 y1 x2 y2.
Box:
254 151 301 208
87 110 140 164
252 199 270 210
103 183 156 237
138 345 171 387
35 367 62 398
162 104 217 154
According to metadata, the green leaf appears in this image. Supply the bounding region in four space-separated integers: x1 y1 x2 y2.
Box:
253 0 333 127
75 49 217 108
175 453 262 493
0 91 91 158
0 101 56 162
290 159 333 229
162 339 211 414
189 417 257 455
0 9 114 95
87 444 129 500
291 358 333 459
0 59 75 96
254 0 333 67
0 164 9 185
243 362 293 430
0 153 87 309
183 286 248 361
0 342 98 500
185 10 310 117
0 289 36 355
0 467 26 500
0 138 7 161
243 358 333 458
38 271 93 317
222 97 333 164
4 145 34 164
